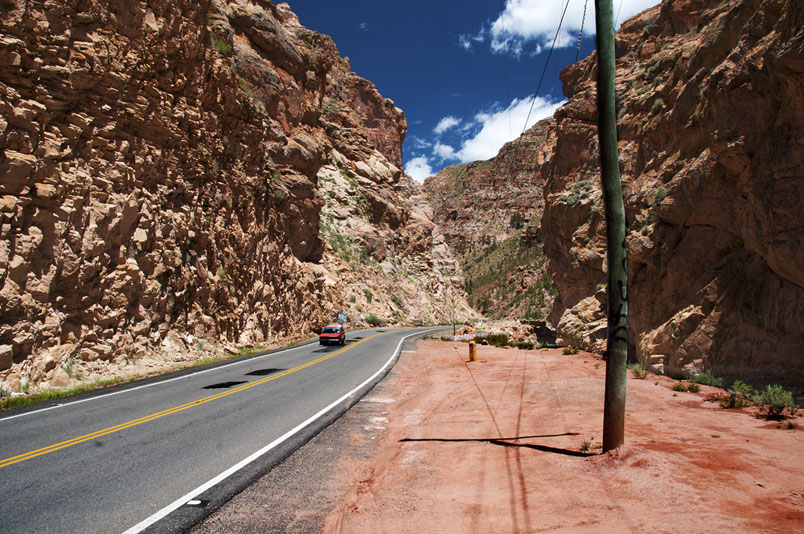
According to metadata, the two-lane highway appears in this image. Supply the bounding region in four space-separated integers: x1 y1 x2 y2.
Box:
0 327 438 533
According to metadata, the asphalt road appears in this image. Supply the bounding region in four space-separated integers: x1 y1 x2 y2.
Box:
0 327 438 534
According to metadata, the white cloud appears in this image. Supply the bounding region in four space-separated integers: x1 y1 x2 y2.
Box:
359 22 368 31
433 142 457 161
487 0 660 54
405 155 434 182
435 95 564 163
411 135 431 150
433 116 461 135
458 34 473 51
458 31 485 51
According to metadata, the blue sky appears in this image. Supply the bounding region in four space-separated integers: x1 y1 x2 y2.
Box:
284 0 659 181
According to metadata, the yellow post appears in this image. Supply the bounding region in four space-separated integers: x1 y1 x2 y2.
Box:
469 341 476 362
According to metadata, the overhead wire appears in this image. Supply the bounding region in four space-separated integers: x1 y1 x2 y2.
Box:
518 0 571 141
615 0 625 30
500 0 572 186
575 0 589 63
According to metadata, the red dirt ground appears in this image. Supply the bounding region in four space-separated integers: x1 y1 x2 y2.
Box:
322 341 804 533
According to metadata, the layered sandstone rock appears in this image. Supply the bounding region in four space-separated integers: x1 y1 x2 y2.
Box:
423 120 556 320
0 0 469 393
540 0 804 390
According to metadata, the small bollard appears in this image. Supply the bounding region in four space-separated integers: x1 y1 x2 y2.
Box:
469 341 477 362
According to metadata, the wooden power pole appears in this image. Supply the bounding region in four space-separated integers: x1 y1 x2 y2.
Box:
594 0 629 452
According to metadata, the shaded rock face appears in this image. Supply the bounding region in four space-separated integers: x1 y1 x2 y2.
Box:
423 120 556 321
0 0 467 389
540 0 804 390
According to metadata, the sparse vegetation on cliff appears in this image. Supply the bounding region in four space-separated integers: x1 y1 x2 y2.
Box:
539 0 804 392
0 0 471 393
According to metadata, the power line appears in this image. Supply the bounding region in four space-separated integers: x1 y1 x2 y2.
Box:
576 0 589 63
519 0 571 139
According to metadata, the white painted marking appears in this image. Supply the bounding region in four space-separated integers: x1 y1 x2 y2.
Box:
185 500 202 506
121 328 438 534
0 343 311 423
362 397 396 404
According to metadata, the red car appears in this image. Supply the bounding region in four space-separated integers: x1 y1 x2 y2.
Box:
319 324 346 345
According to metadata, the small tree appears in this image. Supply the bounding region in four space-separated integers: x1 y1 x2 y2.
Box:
752 385 798 419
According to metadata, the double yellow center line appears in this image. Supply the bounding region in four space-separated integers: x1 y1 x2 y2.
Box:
0 332 382 469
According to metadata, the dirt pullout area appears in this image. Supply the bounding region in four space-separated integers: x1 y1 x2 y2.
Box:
322 341 803 533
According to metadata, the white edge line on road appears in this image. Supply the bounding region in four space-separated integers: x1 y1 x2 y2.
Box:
0 342 312 423
121 328 438 534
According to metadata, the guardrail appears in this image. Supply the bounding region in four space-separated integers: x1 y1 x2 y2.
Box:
451 333 482 341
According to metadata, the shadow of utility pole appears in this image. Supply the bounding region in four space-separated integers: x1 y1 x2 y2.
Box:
399 433 596 458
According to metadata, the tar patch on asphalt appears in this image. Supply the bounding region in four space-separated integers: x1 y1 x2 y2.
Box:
312 347 335 353
245 368 283 376
203 381 248 389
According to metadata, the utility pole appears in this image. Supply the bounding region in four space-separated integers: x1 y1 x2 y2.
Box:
595 0 628 452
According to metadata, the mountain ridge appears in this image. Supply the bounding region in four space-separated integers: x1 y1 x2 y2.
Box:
0 0 472 394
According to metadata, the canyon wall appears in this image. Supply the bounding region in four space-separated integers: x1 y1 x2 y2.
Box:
540 0 803 390
423 121 556 320
0 0 469 392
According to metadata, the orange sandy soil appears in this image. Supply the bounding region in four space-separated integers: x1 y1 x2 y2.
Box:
322 341 804 533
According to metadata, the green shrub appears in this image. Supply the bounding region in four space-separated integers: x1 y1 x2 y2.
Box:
210 34 232 55
365 313 380 326
485 333 509 347
720 379 754 409
363 288 373 303
562 346 579 355
672 382 699 393
691 371 723 388
751 384 798 419
516 341 534 350
627 362 648 379
537 341 548 349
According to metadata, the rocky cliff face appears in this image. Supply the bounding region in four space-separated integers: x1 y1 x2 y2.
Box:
540 0 804 390
423 120 556 320
0 0 469 393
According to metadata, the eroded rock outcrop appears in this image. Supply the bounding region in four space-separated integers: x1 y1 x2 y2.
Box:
0 0 469 393
423 120 556 320
540 0 804 390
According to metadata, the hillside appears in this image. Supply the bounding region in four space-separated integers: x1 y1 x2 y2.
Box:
539 0 803 391
423 120 556 320
0 0 472 393
422 0 803 393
